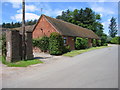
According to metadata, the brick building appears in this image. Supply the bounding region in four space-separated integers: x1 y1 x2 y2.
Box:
32 15 99 50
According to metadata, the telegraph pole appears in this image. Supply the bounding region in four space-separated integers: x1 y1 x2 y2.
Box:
22 0 26 60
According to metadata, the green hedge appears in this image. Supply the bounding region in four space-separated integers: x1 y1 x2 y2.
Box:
0 33 6 57
32 36 49 52
96 40 101 46
110 36 120 44
75 37 88 49
49 32 64 55
92 39 96 47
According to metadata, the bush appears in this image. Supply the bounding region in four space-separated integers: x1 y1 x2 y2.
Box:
75 37 88 50
63 45 70 53
110 36 120 44
96 40 101 46
49 32 64 55
101 34 107 46
38 36 49 52
92 39 96 47
32 36 49 52
0 33 6 57
32 38 39 47
103 43 108 46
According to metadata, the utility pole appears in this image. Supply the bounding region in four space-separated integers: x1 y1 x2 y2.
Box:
22 0 26 60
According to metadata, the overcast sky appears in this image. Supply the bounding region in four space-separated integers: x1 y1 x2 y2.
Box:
1 0 119 35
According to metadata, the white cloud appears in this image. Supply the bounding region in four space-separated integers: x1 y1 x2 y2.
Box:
43 9 63 16
102 19 111 26
2 0 22 8
11 13 39 21
17 4 38 13
88 2 115 15
102 19 111 34
100 13 103 17
92 6 114 14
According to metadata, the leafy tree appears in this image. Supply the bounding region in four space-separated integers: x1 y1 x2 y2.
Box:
106 36 112 43
100 33 107 46
2 19 37 28
109 17 117 38
110 36 120 44
56 8 108 46
56 8 104 37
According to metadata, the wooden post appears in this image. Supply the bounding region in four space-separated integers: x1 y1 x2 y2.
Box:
22 0 26 60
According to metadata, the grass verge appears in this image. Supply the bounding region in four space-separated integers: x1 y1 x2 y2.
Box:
0 56 43 67
63 46 110 57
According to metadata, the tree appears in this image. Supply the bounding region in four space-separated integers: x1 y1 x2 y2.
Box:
109 17 117 38
110 36 120 44
56 8 108 46
56 8 104 37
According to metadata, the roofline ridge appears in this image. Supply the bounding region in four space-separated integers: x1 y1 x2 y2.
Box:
44 15 94 32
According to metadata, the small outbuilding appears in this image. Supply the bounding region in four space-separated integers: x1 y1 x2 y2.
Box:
32 14 100 50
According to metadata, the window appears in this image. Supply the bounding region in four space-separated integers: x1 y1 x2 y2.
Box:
63 37 67 45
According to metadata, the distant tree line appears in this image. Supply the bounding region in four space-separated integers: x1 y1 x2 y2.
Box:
2 19 37 28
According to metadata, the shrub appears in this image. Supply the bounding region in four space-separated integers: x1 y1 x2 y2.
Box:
63 45 70 53
49 32 64 55
0 33 6 57
92 39 96 47
96 40 101 46
103 43 108 46
110 36 120 44
32 38 39 47
38 36 49 52
75 37 88 50
32 36 49 52
101 34 107 46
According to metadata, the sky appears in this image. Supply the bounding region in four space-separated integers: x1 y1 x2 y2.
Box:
1 0 119 35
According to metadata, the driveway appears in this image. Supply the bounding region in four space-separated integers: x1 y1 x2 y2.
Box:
2 45 118 88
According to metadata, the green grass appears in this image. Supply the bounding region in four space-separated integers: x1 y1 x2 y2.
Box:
0 56 43 67
63 46 110 57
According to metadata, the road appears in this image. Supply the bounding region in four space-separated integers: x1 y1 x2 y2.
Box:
2 46 118 88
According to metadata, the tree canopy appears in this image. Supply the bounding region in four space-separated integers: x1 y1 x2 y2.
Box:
2 19 37 28
56 8 104 37
109 17 118 38
56 8 108 44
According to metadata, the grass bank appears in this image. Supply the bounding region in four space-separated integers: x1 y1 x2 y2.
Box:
0 56 43 67
63 46 110 57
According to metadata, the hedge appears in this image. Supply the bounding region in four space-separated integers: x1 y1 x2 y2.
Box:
75 37 88 49
32 36 49 52
0 33 6 57
110 36 120 44
92 39 96 47
49 32 64 55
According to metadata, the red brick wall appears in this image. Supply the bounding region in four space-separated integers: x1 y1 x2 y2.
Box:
66 36 75 50
88 38 92 47
32 15 75 50
32 15 58 38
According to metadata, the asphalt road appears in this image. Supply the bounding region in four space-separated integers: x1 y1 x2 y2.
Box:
2 46 118 88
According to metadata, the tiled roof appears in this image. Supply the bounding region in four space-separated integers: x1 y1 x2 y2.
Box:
44 15 100 39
